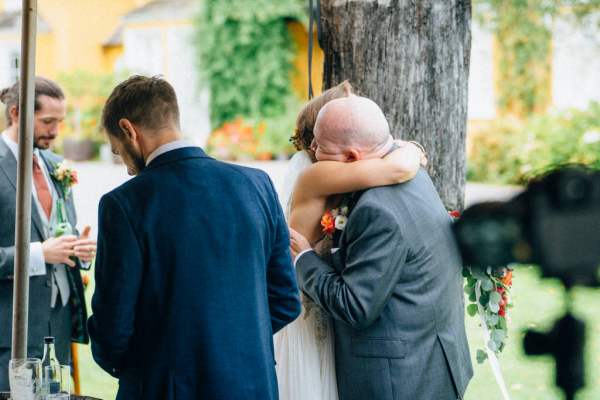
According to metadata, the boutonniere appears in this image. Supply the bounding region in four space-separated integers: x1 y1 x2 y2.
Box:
321 206 349 238
50 160 79 199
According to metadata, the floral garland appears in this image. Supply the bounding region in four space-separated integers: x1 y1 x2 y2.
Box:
449 210 514 364
463 265 514 363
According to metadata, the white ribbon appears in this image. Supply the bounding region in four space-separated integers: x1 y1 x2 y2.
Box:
475 281 512 400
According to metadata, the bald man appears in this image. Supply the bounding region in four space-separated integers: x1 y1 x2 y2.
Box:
292 95 473 400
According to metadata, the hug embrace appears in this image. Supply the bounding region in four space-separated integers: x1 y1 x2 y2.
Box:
86 76 473 400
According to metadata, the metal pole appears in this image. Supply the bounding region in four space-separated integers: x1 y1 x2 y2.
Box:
11 0 38 360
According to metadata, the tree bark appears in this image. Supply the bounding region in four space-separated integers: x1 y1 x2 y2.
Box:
320 0 471 210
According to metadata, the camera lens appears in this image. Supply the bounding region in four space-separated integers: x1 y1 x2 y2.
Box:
563 176 588 203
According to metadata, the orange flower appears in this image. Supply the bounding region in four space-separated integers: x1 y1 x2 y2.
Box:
71 170 79 185
321 211 335 235
501 270 513 287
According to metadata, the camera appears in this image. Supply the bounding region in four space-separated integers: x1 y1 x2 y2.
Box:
452 165 600 400
453 165 600 287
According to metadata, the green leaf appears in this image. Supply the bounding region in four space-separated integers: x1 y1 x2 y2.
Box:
486 313 499 326
467 304 479 317
489 302 500 313
498 317 508 331
489 291 502 305
479 292 490 307
470 268 488 280
468 292 477 303
491 329 507 343
487 339 499 353
476 349 488 364
464 285 474 296
481 278 494 292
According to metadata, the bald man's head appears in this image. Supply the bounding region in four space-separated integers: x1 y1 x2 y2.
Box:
312 95 392 162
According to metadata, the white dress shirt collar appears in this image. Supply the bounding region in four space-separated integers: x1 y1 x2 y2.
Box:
145 139 194 166
2 130 42 163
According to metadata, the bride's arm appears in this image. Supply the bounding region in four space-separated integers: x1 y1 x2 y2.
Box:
295 141 424 200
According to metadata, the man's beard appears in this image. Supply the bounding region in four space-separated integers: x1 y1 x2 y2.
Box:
33 135 56 150
122 140 146 175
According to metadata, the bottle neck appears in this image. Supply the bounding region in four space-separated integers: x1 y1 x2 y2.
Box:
43 342 59 365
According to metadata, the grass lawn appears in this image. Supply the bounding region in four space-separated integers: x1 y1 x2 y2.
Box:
75 266 600 400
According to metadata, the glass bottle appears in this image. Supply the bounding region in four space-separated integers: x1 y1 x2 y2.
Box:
41 336 61 395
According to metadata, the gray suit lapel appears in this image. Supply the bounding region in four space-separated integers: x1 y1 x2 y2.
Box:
40 152 61 196
0 138 17 190
40 151 77 228
0 139 47 239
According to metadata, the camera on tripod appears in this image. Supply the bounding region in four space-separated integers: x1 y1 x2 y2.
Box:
453 165 600 287
452 165 600 400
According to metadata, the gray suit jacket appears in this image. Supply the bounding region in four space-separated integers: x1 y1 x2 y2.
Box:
0 138 88 349
296 169 473 400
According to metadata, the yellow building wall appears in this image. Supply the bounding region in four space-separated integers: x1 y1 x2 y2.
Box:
101 45 123 73
36 32 57 78
36 0 154 75
288 21 323 100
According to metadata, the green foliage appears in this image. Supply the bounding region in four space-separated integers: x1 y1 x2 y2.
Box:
468 102 600 184
195 0 306 129
474 0 600 115
57 70 126 142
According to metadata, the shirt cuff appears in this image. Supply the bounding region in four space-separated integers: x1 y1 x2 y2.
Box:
294 249 314 268
30 242 46 276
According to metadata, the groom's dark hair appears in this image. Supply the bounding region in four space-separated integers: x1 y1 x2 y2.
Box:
102 75 180 137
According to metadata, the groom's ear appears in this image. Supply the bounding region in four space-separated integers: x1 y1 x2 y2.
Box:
344 149 361 162
118 118 138 143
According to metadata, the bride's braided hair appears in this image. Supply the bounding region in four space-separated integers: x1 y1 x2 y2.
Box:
291 80 352 152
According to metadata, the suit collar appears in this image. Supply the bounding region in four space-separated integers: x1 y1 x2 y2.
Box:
145 146 210 171
0 136 47 238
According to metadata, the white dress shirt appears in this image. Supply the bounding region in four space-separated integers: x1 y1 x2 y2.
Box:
145 140 195 166
2 132 49 278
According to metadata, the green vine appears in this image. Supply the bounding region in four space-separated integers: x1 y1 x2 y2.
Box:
475 0 600 116
194 0 306 128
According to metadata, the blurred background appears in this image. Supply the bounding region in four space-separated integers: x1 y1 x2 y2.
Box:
0 0 599 399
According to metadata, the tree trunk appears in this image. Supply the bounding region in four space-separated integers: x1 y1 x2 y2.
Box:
320 0 471 210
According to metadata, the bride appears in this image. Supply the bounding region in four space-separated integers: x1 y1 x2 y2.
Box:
275 81 426 400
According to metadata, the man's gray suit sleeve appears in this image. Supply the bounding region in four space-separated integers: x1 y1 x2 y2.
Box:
296 202 408 329
0 246 15 279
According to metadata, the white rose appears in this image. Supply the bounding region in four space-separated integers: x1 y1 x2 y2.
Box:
335 215 348 230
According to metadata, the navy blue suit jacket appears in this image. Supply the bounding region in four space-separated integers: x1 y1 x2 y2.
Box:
88 147 301 400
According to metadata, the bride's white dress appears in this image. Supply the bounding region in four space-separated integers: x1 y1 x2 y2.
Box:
274 151 339 400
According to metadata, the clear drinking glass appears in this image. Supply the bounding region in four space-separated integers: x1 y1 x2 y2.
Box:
8 358 42 400
43 365 70 399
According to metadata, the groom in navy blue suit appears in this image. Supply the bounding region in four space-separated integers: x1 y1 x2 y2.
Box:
88 76 301 400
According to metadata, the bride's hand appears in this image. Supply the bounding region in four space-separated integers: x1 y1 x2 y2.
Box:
289 227 312 258
393 140 428 168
